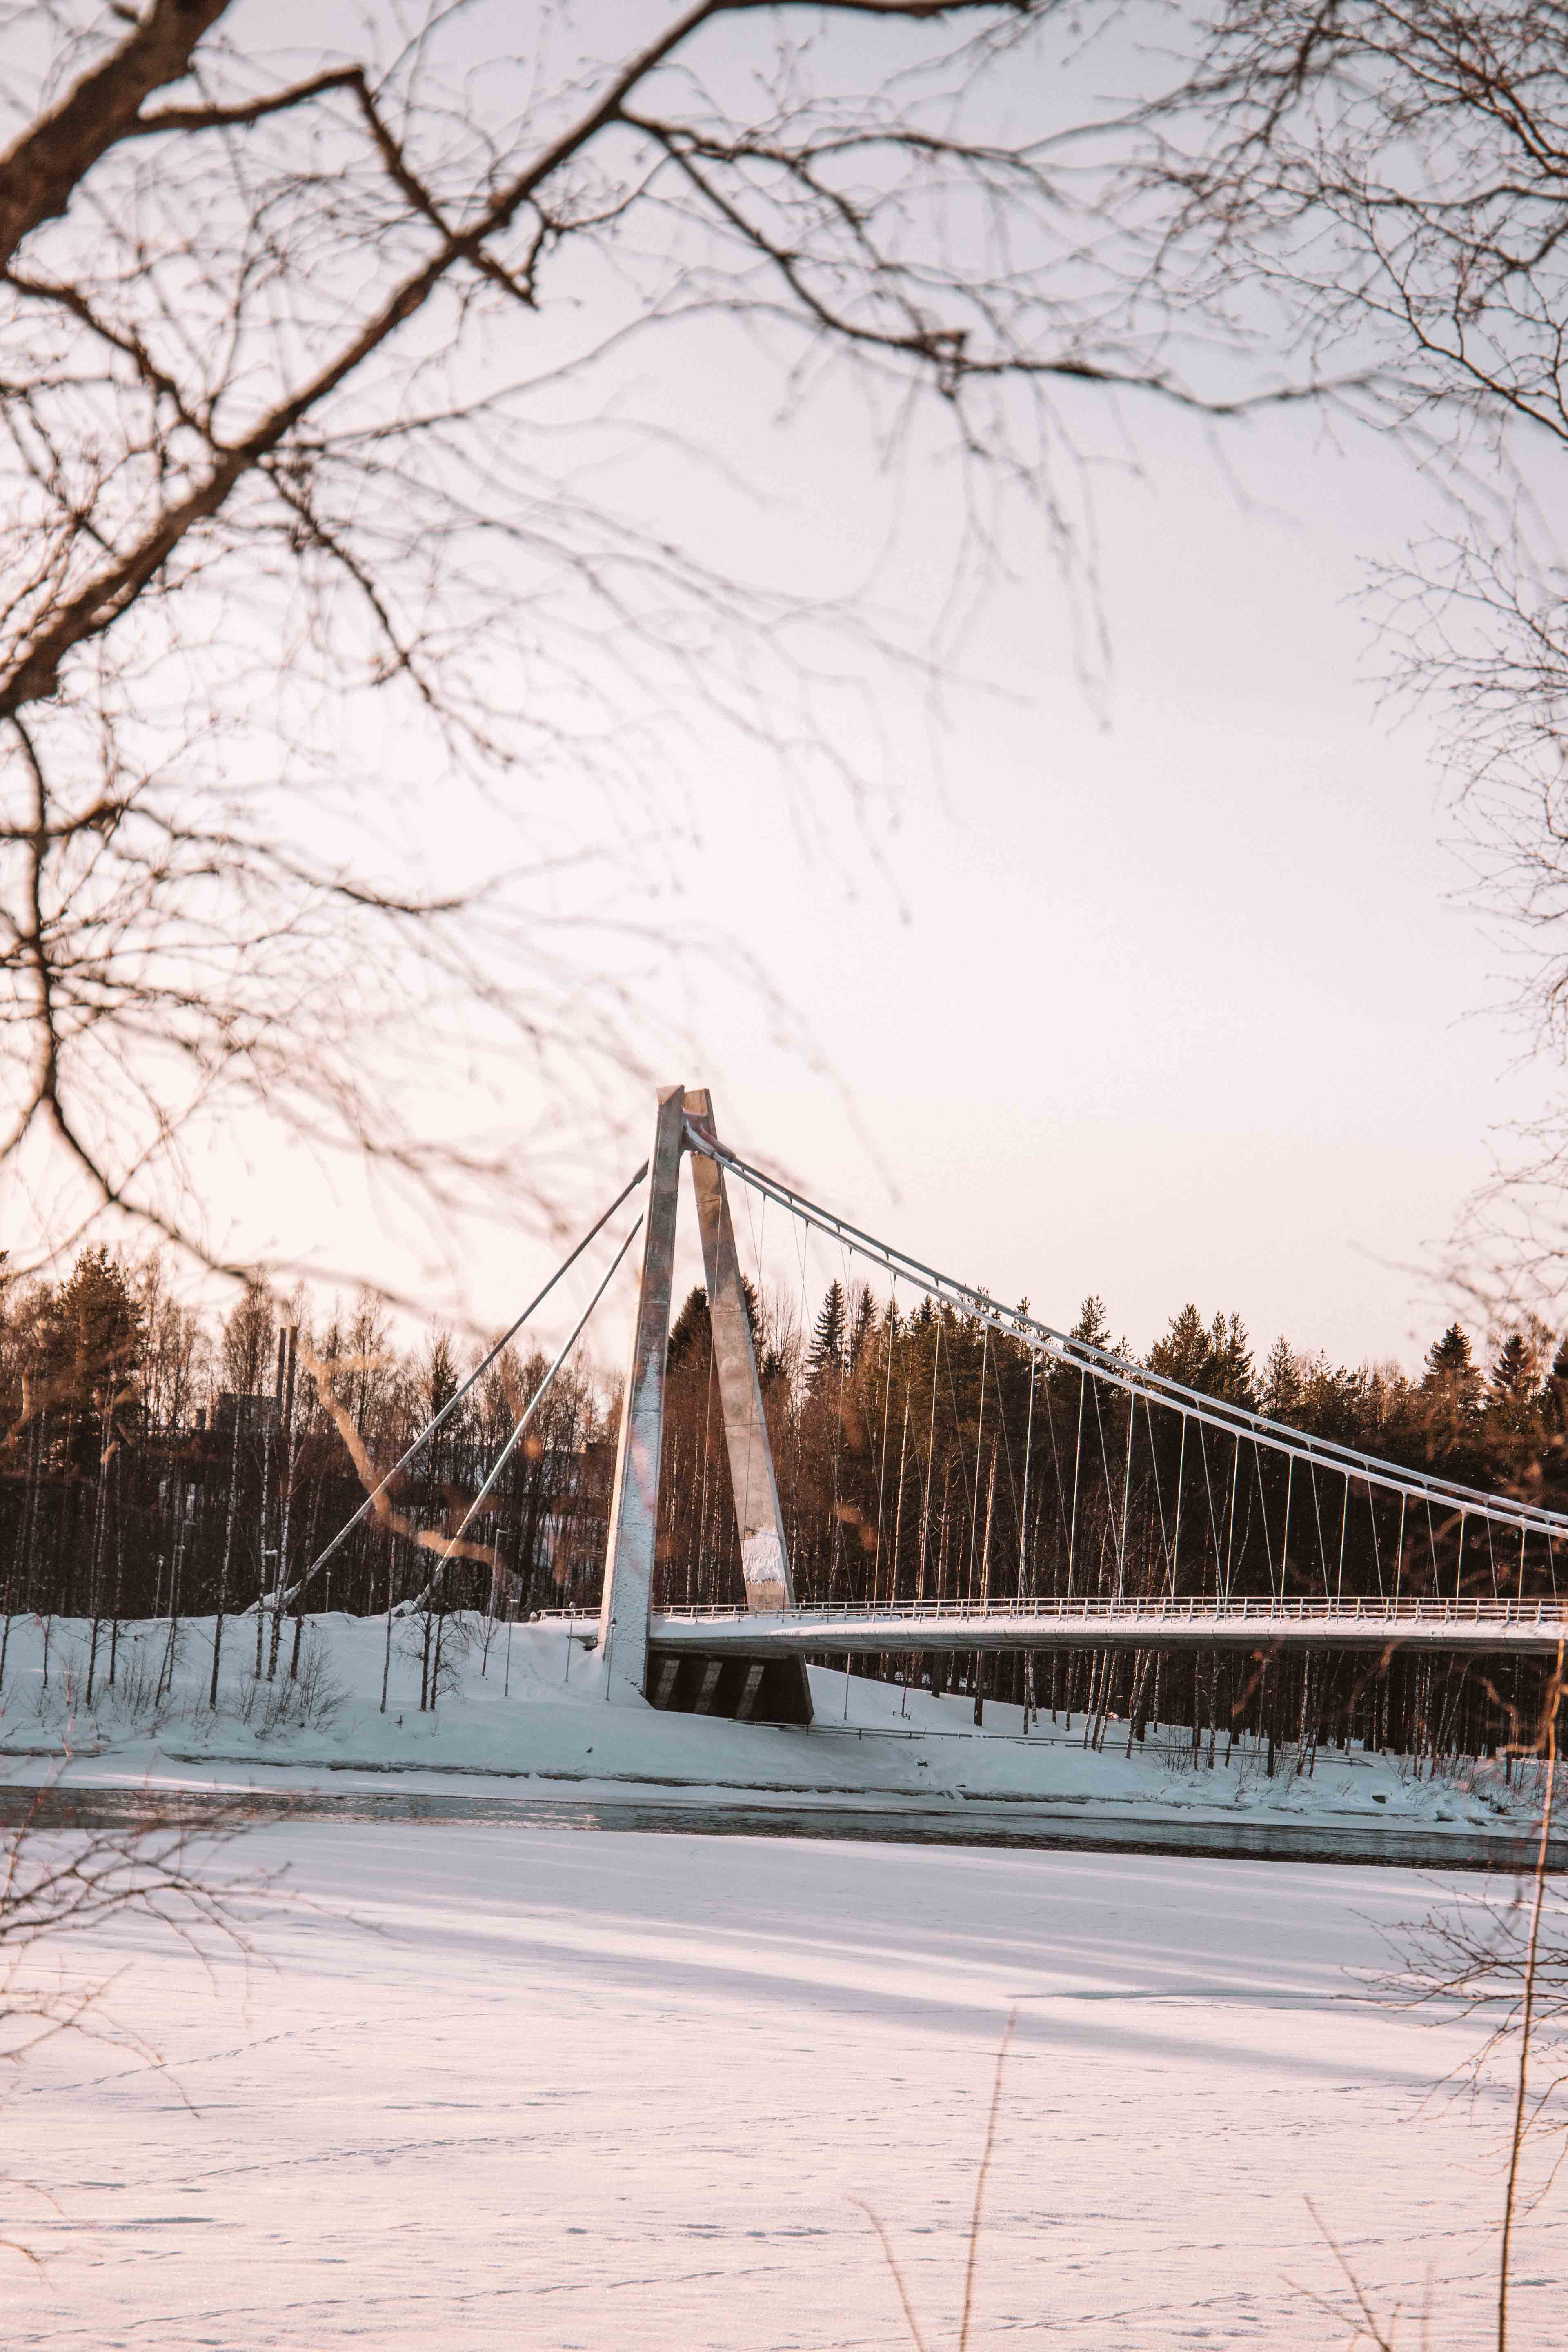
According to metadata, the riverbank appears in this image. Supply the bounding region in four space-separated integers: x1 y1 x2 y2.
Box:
1 1611 1559 1865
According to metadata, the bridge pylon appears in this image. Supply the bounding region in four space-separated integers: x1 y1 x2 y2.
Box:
598 1086 810 1720
598 1084 686 1704
684 1088 793 1614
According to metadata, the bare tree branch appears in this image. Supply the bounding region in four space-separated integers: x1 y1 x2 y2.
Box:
0 2 1301 1290
0 0 233 271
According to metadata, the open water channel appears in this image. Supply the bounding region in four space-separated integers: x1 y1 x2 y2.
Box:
6 1776 1564 1871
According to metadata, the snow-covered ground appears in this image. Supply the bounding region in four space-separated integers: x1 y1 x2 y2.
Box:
0 1611 1555 1842
4 1616 1564 2345
3 1822 1563 2348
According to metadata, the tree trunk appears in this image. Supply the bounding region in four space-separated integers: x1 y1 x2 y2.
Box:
380 1530 396 1714
210 1402 242 1709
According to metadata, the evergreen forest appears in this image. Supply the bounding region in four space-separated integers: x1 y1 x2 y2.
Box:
3 1247 1564 1757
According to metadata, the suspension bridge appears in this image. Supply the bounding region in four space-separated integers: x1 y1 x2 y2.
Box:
293 1085 1568 1728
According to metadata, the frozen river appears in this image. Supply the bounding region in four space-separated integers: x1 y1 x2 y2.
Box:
5 1824 1564 2348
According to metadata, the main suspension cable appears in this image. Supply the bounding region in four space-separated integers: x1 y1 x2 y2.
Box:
689 1124 1568 1540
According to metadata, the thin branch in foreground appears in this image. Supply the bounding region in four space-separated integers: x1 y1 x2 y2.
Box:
1499 1638 1565 2352
1294 2194 1406 2352
855 2004 1017 2351
848 2196 930 2352
0 1780 278 2070
960 2007 1016 2352
0 1 1309 1286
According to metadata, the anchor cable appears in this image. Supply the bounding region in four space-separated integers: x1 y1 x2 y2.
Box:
281 1162 649 1608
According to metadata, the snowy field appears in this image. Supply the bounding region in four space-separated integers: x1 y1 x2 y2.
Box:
5 1611 1564 2344
4 1822 1564 2350
0 1612 1555 1847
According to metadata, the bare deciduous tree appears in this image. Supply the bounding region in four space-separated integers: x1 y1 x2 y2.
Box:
1381 1648 1567 2351
2 1788 262 2062
1148 5 1568 449
0 1778 281 2270
1138 3 1568 1311
0 0 1257 1295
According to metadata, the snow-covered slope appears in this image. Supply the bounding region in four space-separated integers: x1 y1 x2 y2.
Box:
0 1610 1550 1841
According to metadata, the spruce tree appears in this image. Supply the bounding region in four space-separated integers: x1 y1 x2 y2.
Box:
1423 1323 1480 1411
424 1331 458 1420
1543 1335 1568 1493
1148 1304 1208 1388
51 1247 145 1404
809 1281 847 1389
1420 1322 1482 1461
1260 1335 1304 1422
1488 1332 1536 1407
848 1282 876 1368
1146 1304 1254 1405
1546 1335 1568 1433
668 1279 759 1370
1486 1331 1541 1451
1495 1336 1542 1420
666 1286 711 1367
1204 1312 1255 1408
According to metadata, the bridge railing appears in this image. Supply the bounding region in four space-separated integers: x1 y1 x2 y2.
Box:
649 1594 1568 1627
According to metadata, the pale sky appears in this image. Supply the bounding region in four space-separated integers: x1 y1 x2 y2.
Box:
353 8 1566 1380
338 376 1551 1382
631 397 1547 1376
11 2 1556 1382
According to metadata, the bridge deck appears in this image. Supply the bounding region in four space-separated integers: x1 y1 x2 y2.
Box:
642 1597 1568 1656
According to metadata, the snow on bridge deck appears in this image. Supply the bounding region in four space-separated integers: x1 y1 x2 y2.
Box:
640 1595 1568 1656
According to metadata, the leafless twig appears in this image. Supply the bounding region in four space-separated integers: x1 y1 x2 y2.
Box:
856 2003 1017 2349
0 2 1292 1296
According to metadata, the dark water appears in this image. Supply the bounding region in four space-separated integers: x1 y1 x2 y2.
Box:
3 1779 1562 1872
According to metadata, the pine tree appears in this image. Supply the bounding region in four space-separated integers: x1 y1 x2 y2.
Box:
1071 1296 1113 1354
1052 1294 1115 1396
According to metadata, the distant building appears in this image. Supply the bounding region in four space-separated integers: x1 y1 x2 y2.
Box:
213 1390 282 1444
